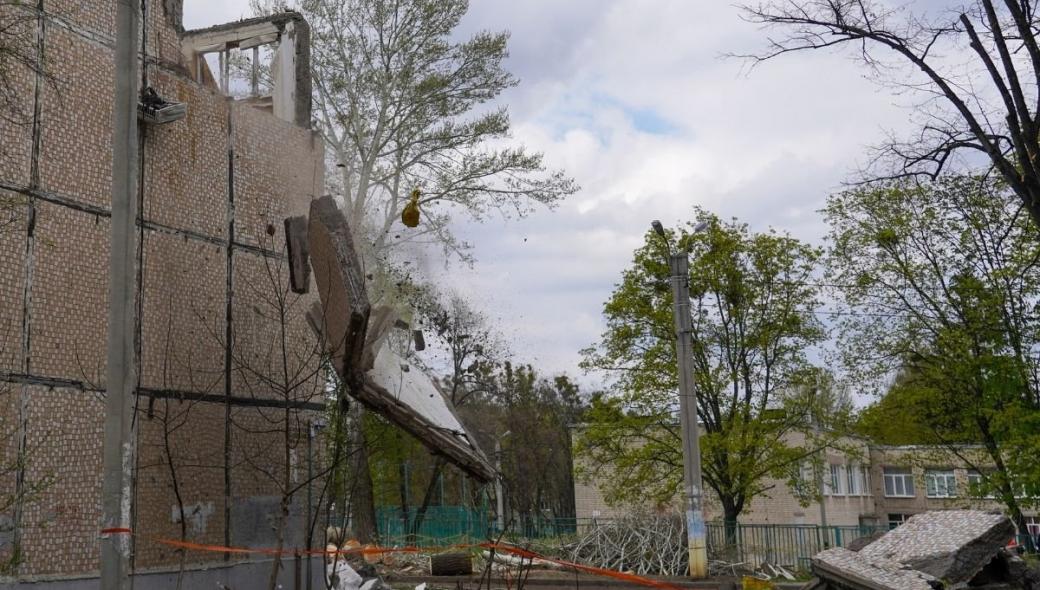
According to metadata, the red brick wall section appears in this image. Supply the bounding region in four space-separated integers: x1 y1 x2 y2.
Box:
142 70 229 237
0 193 27 372
0 0 327 579
134 400 228 568
139 232 227 393
19 386 104 577
37 28 114 208
30 201 110 386
0 4 36 188
232 102 323 250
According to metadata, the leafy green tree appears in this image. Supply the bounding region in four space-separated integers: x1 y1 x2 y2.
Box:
579 211 841 526
494 365 585 526
825 175 1040 537
251 0 578 263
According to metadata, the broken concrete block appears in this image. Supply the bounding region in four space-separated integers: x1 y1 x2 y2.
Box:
812 547 939 590
359 305 397 371
858 510 1014 585
846 531 886 552
970 549 1040 590
285 215 310 293
308 196 370 380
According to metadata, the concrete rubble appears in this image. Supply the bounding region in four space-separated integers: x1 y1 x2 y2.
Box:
802 510 1038 590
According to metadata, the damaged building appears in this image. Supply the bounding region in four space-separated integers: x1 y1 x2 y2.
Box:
0 0 329 585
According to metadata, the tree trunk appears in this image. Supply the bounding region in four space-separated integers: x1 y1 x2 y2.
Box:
1009 499 1037 552
409 457 447 543
398 461 410 543
722 502 741 560
350 407 378 543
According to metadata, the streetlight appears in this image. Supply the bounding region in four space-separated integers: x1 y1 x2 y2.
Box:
651 219 708 579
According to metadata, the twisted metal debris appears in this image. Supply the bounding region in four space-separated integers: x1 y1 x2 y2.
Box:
562 515 690 576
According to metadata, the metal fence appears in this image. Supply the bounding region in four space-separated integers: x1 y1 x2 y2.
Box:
375 506 491 546
371 511 1033 572
705 523 887 570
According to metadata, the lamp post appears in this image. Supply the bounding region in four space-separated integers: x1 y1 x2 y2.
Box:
652 220 708 579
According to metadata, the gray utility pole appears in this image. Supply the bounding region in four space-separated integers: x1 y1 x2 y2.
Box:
101 0 140 588
494 432 510 533
668 252 708 579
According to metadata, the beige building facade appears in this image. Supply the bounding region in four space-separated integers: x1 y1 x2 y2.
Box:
575 436 1040 537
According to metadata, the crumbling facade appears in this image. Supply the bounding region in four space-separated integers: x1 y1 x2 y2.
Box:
0 0 325 583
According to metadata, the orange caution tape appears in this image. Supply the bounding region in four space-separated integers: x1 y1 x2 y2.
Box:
151 538 684 590
478 543 683 590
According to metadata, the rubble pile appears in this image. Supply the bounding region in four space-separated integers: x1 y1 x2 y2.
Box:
802 510 1039 590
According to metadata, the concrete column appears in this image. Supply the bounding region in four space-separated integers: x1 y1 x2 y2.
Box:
100 0 140 587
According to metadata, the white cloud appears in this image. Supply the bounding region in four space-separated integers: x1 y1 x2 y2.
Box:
184 0 917 390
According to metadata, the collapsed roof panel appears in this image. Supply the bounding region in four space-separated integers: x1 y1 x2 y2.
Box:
308 196 370 379
305 196 494 483
808 510 1019 590
361 346 494 482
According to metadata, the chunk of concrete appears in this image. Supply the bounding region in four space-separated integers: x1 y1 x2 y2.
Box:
308 196 370 380
859 510 1014 584
812 547 940 590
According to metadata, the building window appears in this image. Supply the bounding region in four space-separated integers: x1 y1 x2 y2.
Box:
925 469 957 498
847 463 869 496
967 470 996 498
888 513 912 529
828 464 845 496
883 467 915 497
1026 516 1040 537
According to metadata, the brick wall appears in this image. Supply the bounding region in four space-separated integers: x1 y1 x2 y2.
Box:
0 0 326 579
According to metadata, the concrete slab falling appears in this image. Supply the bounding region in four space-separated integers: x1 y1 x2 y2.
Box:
360 345 494 482
308 196 370 380
305 197 494 483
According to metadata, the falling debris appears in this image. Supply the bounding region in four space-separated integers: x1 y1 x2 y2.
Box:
306 197 494 482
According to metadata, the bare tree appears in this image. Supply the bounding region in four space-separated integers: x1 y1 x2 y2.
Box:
0 1 45 128
740 0 1040 227
227 233 346 590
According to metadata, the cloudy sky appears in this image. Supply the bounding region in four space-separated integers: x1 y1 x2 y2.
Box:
183 1 914 389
